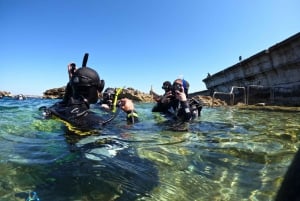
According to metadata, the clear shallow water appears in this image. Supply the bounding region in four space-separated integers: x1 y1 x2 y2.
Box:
0 98 299 201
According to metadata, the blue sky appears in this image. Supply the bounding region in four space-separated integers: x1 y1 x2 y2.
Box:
1 0 299 96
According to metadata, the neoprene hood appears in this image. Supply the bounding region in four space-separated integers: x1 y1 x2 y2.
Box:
71 67 105 104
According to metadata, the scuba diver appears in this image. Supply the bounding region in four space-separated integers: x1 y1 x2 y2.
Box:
15 94 26 100
99 87 139 124
40 54 137 135
152 78 202 130
150 81 172 102
161 81 172 94
99 87 116 110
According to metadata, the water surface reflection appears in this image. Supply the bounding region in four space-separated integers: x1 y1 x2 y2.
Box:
0 99 299 200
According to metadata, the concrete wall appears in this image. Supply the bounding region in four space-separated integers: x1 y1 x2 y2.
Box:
202 32 300 106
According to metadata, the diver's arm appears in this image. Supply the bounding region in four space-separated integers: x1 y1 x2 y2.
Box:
152 91 172 112
68 63 76 80
176 88 192 122
120 98 139 124
150 89 161 102
179 100 192 122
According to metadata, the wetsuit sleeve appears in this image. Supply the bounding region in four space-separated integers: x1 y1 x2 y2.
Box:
62 82 73 104
152 101 169 112
126 110 139 124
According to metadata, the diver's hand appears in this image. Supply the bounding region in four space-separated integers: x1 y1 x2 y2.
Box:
119 98 135 112
100 103 110 110
68 63 76 79
161 91 173 104
175 86 187 102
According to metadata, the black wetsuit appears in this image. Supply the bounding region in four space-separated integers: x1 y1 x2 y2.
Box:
152 97 192 122
47 97 107 131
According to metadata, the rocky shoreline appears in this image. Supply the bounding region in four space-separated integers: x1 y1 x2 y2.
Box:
3 88 300 110
1 87 227 107
42 86 155 102
42 86 226 106
0 90 12 98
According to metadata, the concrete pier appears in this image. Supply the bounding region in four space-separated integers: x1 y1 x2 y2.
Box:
202 32 300 106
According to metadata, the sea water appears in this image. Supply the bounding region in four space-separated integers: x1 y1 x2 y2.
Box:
0 97 299 201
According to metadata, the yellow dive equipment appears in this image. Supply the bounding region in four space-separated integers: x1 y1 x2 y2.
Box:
112 87 123 113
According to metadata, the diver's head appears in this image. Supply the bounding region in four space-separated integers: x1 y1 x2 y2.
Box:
172 79 189 97
162 81 172 92
70 67 105 104
102 88 115 105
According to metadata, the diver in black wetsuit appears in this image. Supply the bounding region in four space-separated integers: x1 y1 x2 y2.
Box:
43 64 107 130
150 81 172 102
50 59 138 129
60 62 104 107
99 87 139 124
99 87 116 110
152 78 202 130
152 79 192 121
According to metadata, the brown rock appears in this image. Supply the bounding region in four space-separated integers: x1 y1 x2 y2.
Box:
118 87 154 102
190 95 227 107
43 86 155 102
0 86 267 108
0 90 12 98
42 87 227 107
43 86 66 99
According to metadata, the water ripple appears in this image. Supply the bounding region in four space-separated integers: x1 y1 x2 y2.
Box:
0 100 300 200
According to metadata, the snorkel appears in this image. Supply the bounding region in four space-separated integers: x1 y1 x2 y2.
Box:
101 88 123 125
82 53 89 67
112 88 123 113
